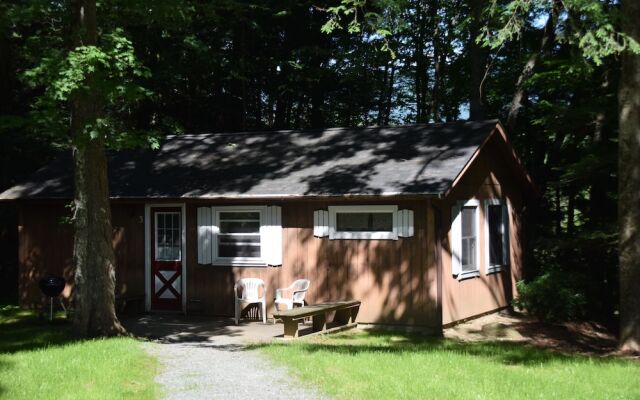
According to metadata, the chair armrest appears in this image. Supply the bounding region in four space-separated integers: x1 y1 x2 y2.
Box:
234 284 239 300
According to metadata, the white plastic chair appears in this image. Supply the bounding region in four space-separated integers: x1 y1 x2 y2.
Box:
234 278 267 324
274 279 310 323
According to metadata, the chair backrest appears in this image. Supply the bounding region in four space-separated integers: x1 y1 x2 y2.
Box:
236 278 265 301
291 279 310 302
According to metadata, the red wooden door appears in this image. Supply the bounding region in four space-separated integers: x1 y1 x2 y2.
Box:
150 207 183 311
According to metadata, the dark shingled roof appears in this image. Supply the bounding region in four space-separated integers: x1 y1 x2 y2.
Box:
0 120 501 200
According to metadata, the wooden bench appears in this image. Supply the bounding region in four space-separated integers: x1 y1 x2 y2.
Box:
273 300 361 338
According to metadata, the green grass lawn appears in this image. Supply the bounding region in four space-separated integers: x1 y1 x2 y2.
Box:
258 330 640 400
0 305 157 400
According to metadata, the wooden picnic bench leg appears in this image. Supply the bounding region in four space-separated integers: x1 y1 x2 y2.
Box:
312 312 327 333
334 308 352 325
283 319 299 338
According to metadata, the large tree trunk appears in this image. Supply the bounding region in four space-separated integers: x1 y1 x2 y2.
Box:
618 0 640 353
71 0 125 337
506 3 558 132
469 0 487 120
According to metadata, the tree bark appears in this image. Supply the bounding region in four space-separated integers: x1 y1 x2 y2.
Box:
469 0 487 120
618 0 640 353
384 63 395 125
506 3 558 132
377 62 390 126
429 0 440 122
71 0 125 337
414 0 428 123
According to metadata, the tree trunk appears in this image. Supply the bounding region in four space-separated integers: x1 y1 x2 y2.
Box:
618 0 640 353
429 0 441 122
506 3 558 132
384 63 395 125
71 0 125 337
414 0 428 123
469 0 487 120
377 62 390 126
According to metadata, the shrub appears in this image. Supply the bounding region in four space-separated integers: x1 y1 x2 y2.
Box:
513 270 587 321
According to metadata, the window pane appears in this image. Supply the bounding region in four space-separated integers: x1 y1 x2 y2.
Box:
461 238 477 271
219 211 260 221
336 213 369 231
171 246 180 260
371 213 393 231
488 205 504 265
156 213 181 261
461 207 475 237
218 235 260 245
461 238 469 266
172 214 180 230
461 206 477 271
336 212 393 232
157 214 165 229
219 220 260 234
218 234 260 258
172 228 181 247
219 243 261 258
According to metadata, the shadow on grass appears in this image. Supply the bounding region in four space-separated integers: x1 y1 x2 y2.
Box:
0 305 74 354
250 331 632 367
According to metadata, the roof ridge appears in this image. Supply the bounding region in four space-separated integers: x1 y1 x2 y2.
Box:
165 119 499 139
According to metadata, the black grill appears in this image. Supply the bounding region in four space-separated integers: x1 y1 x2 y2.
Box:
38 276 67 320
39 276 66 297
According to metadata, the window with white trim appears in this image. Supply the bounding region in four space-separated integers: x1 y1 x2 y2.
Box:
484 199 509 273
328 205 398 240
217 210 261 259
451 199 481 279
197 205 283 267
155 212 181 261
460 206 478 272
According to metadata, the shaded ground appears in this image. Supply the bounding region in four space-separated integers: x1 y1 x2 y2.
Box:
123 315 328 400
444 311 632 358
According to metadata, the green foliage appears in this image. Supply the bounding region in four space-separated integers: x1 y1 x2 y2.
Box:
23 26 157 149
478 0 640 65
513 271 587 321
320 0 406 58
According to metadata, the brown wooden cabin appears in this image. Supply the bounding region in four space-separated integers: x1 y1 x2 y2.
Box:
0 120 536 330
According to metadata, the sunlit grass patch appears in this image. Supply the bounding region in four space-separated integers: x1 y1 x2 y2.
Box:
0 305 157 400
258 330 640 400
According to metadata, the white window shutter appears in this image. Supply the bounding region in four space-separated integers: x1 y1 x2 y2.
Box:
261 206 283 266
197 207 213 264
313 209 329 237
451 204 462 276
398 209 414 237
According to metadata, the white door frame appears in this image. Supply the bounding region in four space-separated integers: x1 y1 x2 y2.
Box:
144 203 187 313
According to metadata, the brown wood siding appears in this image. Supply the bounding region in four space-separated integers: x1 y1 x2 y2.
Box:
438 134 525 325
185 198 439 327
16 133 528 329
17 203 145 308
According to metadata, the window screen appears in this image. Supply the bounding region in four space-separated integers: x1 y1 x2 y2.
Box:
460 206 477 272
336 212 393 232
217 211 261 258
488 204 505 266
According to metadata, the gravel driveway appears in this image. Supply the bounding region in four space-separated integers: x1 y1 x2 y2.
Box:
129 316 329 400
